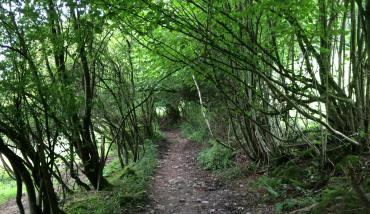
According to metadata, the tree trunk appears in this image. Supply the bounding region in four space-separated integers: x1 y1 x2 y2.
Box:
0 139 43 214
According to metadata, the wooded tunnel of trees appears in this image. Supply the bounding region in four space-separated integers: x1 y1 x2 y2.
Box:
0 0 369 213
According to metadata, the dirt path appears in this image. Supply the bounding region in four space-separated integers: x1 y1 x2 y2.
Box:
0 194 29 214
145 131 258 214
0 131 272 214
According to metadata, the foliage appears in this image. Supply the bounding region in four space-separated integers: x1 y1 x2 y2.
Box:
335 155 362 174
216 166 242 181
198 140 235 171
276 196 317 213
252 171 319 212
115 140 158 212
64 141 157 214
0 168 16 205
0 182 16 205
312 177 362 213
251 152 370 213
64 193 117 214
103 158 122 179
180 102 210 143
0 0 369 212
252 176 285 200
180 122 208 143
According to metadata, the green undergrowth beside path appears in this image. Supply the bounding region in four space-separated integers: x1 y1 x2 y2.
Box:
197 139 242 180
251 154 370 213
180 122 208 143
181 117 370 213
0 168 17 205
180 121 242 181
64 136 160 214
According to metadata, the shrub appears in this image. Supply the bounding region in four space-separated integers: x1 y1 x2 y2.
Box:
312 176 367 213
64 140 158 214
217 166 242 180
276 196 317 213
180 122 208 143
198 140 234 170
252 176 284 200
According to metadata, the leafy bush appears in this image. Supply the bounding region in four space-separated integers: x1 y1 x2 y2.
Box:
103 158 122 178
216 166 242 180
180 101 211 143
180 122 208 143
181 102 204 126
335 155 362 174
152 131 165 142
252 176 284 200
198 140 234 170
252 170 319 212
276 196 317 213
251 155 370 214
271 161 308 188
64 141 158 214
311 176 368 213
117 141 157 212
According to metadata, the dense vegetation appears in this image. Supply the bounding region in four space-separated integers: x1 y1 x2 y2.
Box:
0 0 369 213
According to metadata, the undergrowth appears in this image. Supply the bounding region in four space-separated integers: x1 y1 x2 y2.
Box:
0 168 17 205
180 122 208 143
180 109 370 213
198 139 235 170
180 101 210 143
173 110 370 212
181 118 242 180
64 138 158 214
251 152 370 213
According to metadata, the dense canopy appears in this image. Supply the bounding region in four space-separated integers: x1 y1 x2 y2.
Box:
0 0 369 213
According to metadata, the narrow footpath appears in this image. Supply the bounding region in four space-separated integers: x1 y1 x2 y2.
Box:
144 131 271 214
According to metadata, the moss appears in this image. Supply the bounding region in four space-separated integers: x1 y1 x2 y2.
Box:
64 193 117 214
